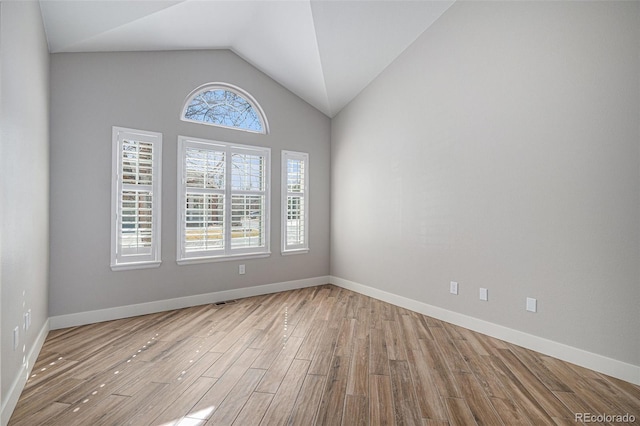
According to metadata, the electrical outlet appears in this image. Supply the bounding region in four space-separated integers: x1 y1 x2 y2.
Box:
526 297 537 312
479 288 488 301
450 281 458 295
239 264 245 275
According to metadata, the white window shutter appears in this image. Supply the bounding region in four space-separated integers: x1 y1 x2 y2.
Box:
111 127 162 271
282 151 309 254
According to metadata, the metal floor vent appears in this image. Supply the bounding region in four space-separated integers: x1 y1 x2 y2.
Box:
213 299 238 306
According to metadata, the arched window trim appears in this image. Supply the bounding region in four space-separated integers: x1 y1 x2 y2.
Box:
180 82 269 134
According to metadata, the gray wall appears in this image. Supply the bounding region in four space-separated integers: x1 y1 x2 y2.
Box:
0 0 50 404
49 50 330 317
331 1 640 366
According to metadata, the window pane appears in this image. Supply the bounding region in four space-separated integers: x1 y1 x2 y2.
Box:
287 159 305 193
122 140 153 185
185 148 225 189
286 195 305 245
120 190 153 255
112 127 162 270
185 193 224 252
231 194 264 249
184 89 263 132
178 137 270 261
231 153 264 191
282 151 308 253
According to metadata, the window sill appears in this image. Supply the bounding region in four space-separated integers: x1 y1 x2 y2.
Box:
281 248 309 256
111 260 162 272
177 252 271 266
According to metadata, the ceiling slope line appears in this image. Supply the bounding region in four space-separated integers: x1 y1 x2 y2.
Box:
42 0 188 53
308 0 332 117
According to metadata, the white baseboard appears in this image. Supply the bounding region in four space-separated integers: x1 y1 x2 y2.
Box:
49 276 329 330
1 318 50 426
9 272 637 426
330 275 640 386
3 277 327 424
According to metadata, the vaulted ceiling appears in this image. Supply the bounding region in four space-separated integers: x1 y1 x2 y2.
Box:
39 0 454 117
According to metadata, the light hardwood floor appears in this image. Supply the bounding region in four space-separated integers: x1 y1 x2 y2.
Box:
9 285 640 425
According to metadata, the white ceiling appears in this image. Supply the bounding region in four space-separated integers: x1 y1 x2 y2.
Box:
39 0 454 117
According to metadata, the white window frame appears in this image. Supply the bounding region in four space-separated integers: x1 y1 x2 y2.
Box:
180 82 270 134
110 127 162 271
281 150 309 254
177 136 271 264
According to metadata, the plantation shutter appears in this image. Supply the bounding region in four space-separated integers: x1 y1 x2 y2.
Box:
111 127 162 270
177 137 270 263
282 151 309 253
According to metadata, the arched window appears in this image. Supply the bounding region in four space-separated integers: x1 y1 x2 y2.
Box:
181 83 268 134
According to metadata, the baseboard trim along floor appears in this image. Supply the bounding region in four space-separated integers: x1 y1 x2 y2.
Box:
49 276 330 330
1 319 49 426
330 275 639 386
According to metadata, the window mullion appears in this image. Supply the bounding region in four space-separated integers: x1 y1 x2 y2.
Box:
224 147 233 255
231 190 265 196
122 183 153 192
185 187 225 196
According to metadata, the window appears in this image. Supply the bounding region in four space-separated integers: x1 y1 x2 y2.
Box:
177 136 270 263
181 83 269 134
111 127 162 270
282 151 309 254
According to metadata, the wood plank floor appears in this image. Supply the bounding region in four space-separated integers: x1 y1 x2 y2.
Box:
9 285 640 425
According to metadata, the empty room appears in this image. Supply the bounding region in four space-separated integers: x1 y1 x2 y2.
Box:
1 0 639 425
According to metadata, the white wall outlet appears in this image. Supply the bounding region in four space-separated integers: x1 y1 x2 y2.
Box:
450 281 458 295
239 264 245 275
13 327 19 351
526 297 537 312
479 288 488 301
